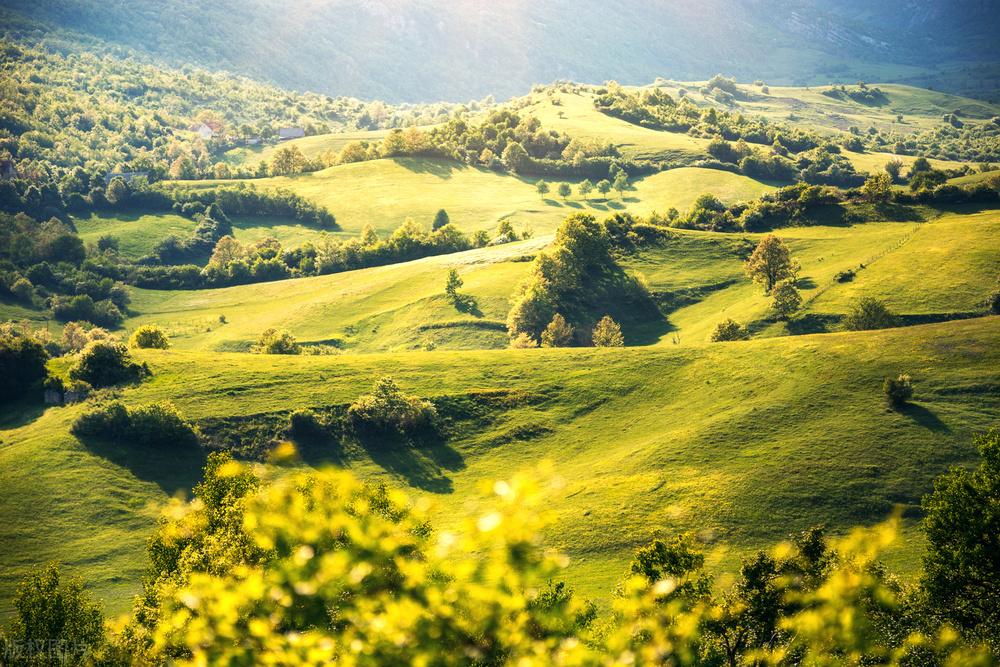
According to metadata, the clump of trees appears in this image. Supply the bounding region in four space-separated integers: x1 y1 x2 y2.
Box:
253 329 301 355
710 318 750 342
0 331 49 402
843 296 897 331
507 213 659 345
129 324 170 349
347 377 437 436
591 315 624 347
69 340 146 387
72 400 199 448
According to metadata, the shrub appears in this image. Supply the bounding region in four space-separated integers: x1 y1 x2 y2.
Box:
883 374 913 408
835 269 856 283
347 377 437 435
540 313 574 347
254 328 301 354
11 276 34 302
0 333 49 402
710 319 750 342
843 296 897 331
69 340 145 387
72 400 198 447
288 408 326 438
591 315 624 347
129 324 170 349
509 332 539 349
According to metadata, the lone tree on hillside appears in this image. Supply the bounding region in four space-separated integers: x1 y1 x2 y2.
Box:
883 373 913 407
597 179 612 198
745 234 796 293
536 180 550 197
540 313 574 347
432 209 450 230
445 268 463 300
579 179 594 201
613 171 629 197
770 280 802 320
557 183 572 200
592 315 624 347
862 172 893 204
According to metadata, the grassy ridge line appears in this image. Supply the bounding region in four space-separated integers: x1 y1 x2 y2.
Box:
2 316 998 615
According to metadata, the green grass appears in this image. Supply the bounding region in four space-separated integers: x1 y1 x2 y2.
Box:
221 129 391 167
124 237 545 353
177 158 776 239
3 316 997 617
75 212 199 260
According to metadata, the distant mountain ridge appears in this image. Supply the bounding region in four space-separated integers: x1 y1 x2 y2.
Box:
4 0 1000 102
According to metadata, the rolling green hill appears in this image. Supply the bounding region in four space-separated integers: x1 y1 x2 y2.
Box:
177 159 777 238
2 316 997 617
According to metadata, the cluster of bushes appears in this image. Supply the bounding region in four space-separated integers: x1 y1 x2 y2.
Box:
595 83 821 152
0 330 49 402
12 428 998 664
821 83 889 106
71 400 199 447
507 212 662 345
346 377 438 436
69 340 147 388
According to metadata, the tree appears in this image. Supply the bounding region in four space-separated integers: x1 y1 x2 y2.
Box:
105 176 129 206
360 224 379 246
591 315 624 347
843 296 896 331
3 563 105 664
509 333 539 349
379 130 406 157
11 277 33 303
884 158 903 182
208 235 244 267
710 319 750 342
445 268 463 300
557 183 572 200
629 534 712 601
536 180 550 197
922 428 1000 650
540 313 574 347
0 333 49 402
501 142 529 173
432 209 450 231
770 280 801 320
910 157 932 174
348 376 437 435
744 235 796 293
69 340 144 388
270 145 308 176
129 324 170 349
578 179 594 200
597 179 612 198
254 328 300 354
862 172 893 204
883 373 913 407
613 171 629 197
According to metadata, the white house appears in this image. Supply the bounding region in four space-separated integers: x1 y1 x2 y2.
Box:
190 122 215 140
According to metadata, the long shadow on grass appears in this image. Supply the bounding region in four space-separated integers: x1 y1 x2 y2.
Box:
0 398 47 430
355 430 465 493
77 436 207 495
898 403 950 433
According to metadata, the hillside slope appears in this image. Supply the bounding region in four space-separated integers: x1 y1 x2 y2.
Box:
2 317 997 616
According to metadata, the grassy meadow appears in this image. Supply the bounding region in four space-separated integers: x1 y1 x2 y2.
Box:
3 316 997 616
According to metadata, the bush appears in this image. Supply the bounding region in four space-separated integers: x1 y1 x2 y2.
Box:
0 333 49 402
540 313 575 347
843 297 897 331
254 328 301 355
710 319 750 342
509 333 539 349
347 377 437 435
591 315 624 347
883 374 913 408
69 340 145 387
129 324 170 349
288 408 326 438
834 269 856 283
72 400 198 447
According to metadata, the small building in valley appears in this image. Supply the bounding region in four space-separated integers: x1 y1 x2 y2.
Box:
278 126 305 141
